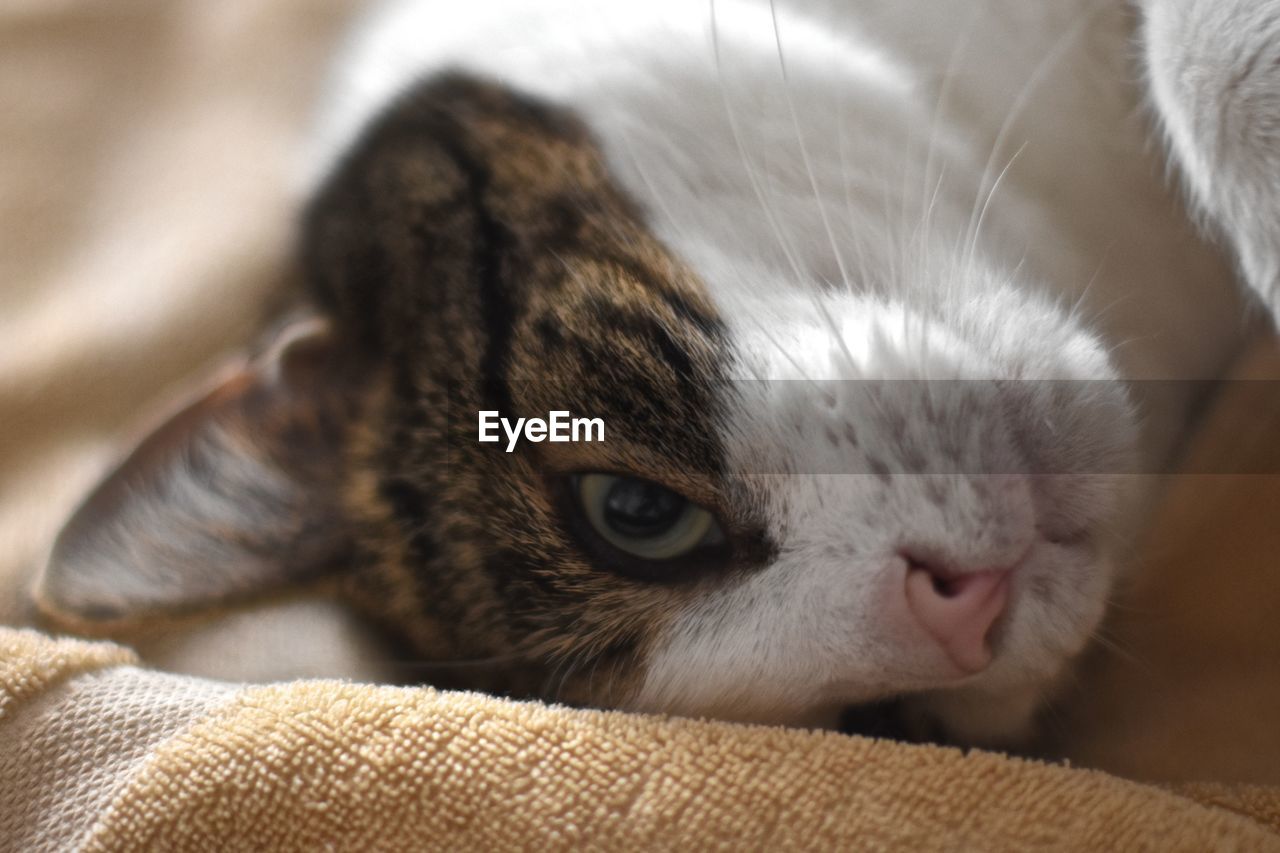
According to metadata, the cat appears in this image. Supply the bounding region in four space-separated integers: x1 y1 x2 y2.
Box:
35 0 1280 747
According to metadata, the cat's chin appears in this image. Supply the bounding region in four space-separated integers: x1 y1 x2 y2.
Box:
780 677 1060 749
689 556 1107 746
902 678 1063 750
675 684 1050 749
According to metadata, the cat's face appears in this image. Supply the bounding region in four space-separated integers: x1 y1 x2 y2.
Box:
38 75 1137 744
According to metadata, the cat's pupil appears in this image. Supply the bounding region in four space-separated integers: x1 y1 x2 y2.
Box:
602 479 686 538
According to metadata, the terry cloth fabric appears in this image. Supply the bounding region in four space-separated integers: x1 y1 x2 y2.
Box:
2 629 1279 852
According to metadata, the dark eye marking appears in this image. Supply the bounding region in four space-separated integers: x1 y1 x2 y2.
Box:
559 474 730 583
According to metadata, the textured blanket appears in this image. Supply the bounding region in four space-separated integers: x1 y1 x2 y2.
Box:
4 1 1280 850
3 628 1279 852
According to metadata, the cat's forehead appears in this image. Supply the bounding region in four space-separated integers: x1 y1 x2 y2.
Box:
309 73 741 481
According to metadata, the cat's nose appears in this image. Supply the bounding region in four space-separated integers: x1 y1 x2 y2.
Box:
902 556 1012 674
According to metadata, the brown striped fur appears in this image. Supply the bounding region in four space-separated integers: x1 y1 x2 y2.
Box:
304 74 761 704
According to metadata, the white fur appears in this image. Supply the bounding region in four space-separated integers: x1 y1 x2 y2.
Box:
637 276 1136 737
1142 0 1280 313
308 0 1271 741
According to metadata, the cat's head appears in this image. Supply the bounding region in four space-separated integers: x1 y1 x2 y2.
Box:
36 76 1137 744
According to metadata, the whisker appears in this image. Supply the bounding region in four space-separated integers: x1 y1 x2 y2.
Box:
709 0 807 284
750 315 818 381
1088 625 1150 674
834 99 880 294
919 7 983 225
961 2 1106 273
768 0 861 376
615 123 685 234
1066 245 1114 325
540 649 572 699
604 653 628 708
556 646 597 703
767 0 852 290
964 140 1027 275
915 16 982 316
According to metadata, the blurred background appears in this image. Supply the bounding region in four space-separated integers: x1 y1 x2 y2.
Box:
1 0 1279 786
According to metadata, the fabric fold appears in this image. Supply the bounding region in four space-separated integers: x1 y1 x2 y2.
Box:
3 628 1278 852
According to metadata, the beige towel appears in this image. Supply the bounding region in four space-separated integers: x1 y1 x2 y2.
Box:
2 627 1278 852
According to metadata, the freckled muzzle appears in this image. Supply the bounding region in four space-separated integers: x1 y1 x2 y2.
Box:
656 375 1139 715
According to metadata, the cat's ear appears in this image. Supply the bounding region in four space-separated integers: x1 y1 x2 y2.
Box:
35 319 370 630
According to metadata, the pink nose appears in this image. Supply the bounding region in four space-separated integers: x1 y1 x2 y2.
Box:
903 559 1012 673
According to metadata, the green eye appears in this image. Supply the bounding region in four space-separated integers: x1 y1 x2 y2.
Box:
576 473 724 561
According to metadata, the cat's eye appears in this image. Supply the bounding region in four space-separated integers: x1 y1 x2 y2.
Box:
574 473 725 562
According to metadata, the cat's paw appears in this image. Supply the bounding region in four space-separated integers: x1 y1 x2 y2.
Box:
1144 0 1280 321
